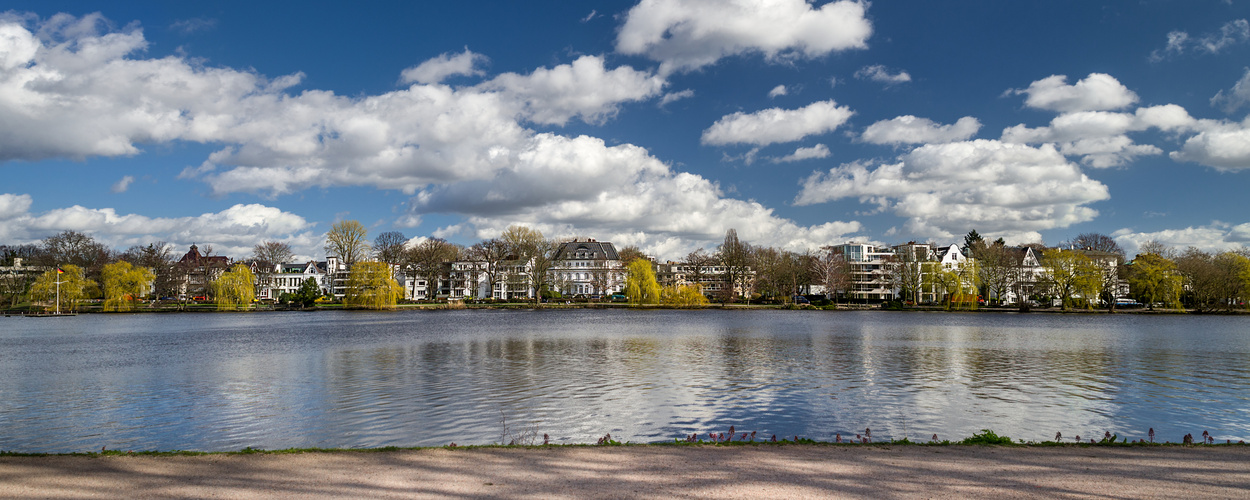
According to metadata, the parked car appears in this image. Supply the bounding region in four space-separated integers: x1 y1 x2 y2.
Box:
609 294 627 302
792 295 810 304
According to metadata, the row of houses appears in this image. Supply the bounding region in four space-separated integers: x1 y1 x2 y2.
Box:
7 236 1128 305
827 242 1128 305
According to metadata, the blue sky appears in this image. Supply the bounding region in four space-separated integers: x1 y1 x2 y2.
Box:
2 1 1249 261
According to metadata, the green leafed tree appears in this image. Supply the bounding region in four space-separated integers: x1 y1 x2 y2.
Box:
1127 252 1182 310
624 258 661 305
101 261 155 312
1041 249 1101 310
213 264 256 311
29 265 92 312
345 261 402 309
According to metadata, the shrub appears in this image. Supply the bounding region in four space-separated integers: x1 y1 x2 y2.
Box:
960 429 1013 445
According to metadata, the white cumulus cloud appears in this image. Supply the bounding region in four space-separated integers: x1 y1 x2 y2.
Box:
772 144 830 163
796 140 1110 243
0 193 321 259
701 100 854 147
399 48 488 84
615 0 872 74
405 134 861 259
1113 221 1250 257
768 85 788 98
1009 73 1138 113
861 116 980 145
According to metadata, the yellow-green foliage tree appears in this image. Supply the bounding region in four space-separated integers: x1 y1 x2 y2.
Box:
1128 252 1183 310
661 284 709 307
344 261 402 309
29 265 92 312
624 259 660 305
102 261 156 312
1042 249 1101 310
213 264 255 311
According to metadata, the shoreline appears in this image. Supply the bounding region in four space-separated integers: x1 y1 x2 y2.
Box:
3 302 1230 316
3 445 1248 498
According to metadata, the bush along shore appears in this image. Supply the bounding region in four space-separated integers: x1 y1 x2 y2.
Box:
3 427 1246 457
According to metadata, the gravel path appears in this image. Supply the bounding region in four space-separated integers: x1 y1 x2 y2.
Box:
2 445 1248 499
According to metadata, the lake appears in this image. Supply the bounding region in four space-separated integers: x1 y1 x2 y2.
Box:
1 309 1247 452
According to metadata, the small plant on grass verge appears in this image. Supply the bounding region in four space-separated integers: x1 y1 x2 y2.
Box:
960 429 1013 445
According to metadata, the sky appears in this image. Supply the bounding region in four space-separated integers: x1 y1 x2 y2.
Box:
2 0 1250 262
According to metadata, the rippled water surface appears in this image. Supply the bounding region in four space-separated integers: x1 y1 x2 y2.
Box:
2 309 1248 452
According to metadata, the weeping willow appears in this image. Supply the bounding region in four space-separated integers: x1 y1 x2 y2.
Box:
624 259 661 305
102 261 155 312
213 264 255 311
661 284 709 307
344 261 402 309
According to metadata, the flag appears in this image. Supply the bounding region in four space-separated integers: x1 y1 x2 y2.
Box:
57 268 64 274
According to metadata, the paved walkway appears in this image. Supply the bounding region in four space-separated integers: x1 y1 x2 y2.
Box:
3 445 1248 498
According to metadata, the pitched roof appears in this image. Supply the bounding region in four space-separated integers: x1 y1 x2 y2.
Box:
555 239 619 260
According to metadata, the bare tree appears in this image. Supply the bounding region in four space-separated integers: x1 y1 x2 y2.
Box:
373 231 408 266
813 246 851 304
252 241 294 266
35 230 113 283
405 237 459 299
618 245 646 264
466 238 510 299
325 220 370 267
1071 232 1125 256
718 229 753 303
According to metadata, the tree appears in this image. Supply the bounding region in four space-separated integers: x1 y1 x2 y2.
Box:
344 261 402 309
625 258 661 305
1127 252 1182 310
974 241 1013 305
618 245 646 264
373 231 408 266
718 229 753 303
661 284 709 307
0 244 40 307
249 241 293 299
813 246 851 303
213 264 256 311
466 238 510 299
962 230 985 258
281 277 323 308
1041 249 1101 310
501 226 558 302
682 249 716 289
1071 233 1124 256
325 220 370 267
0 244 39 266
1174 249 1250 311
405 237 460 298
885 244 932 305
35 231 112 284
922 262 965 310
752 246 786 302
29 265 92 312
252 241 294 266
122 242 179 300
101 261 155 312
